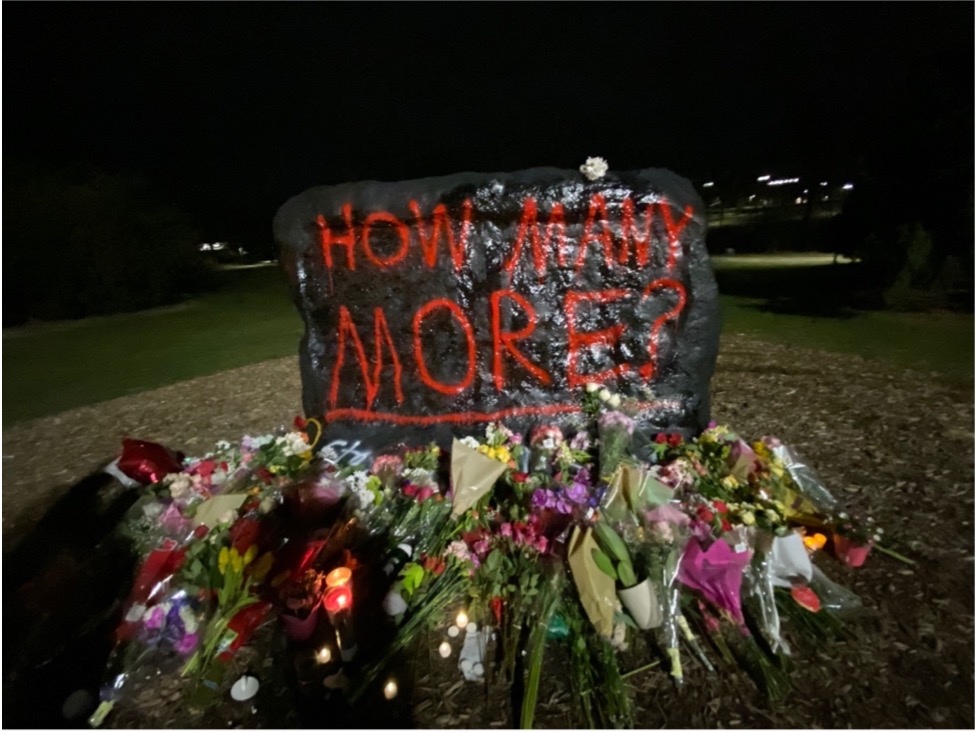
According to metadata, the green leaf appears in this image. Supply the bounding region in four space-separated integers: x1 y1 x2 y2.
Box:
485 549 502 572
400 562 425 598
594 522 631 564
591 548 618 580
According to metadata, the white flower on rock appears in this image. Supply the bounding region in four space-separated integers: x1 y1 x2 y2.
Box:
579 156 609 181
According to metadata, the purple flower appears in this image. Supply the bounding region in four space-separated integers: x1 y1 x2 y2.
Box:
510 432 524 446
565 482 590 505
598 411 635 434
574 467 593 486
555 498 573 515
531 489 550 509
569 431 592 451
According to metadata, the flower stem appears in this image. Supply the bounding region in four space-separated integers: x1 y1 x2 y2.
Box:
873 543 915 566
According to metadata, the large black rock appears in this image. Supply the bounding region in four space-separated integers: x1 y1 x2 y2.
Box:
274 167 719 464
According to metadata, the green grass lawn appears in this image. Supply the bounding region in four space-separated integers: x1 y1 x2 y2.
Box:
3 266 303 426
3 256 972 427
720 295 974 383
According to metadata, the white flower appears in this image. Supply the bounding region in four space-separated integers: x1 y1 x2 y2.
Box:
403 467 437 490
460 436 480 450
579 156 609 182
346 471 370 494
608 394 622 409
352 487 374 511
585 382 601 393
598 388 612 402
165 473 193 500
179 605 199 634
276 431 310 457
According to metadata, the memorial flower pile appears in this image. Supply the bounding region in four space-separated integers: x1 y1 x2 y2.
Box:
91 392 891 728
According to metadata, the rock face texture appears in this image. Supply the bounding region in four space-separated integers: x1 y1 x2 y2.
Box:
274 167 719 462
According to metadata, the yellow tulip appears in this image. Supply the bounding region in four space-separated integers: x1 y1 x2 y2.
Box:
218 546 230 575
230 548 244 573
243 544 258 567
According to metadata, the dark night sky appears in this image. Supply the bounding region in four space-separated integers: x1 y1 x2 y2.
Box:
3 2 972 248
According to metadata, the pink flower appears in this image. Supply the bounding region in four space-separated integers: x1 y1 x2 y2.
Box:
403 484 418 497
175 632 199 656
473 539 490 557
417 486 435 502
534 536 549 553
143 605 166 631
500 523 513 538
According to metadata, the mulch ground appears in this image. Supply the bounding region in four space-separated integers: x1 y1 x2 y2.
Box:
3 333 973 728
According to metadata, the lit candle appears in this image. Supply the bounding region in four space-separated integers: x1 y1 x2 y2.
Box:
323 585 352 615
455 610 469 628
438 641 452 658
383 679 398 700
325 566 352 588
315 646 332 664
324 586 357 662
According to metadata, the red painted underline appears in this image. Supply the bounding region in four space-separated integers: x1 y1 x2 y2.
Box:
324 400 673 426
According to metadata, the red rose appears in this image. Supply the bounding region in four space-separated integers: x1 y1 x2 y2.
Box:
667 434 683 447
513 472 529 484
696 505 715 524
192 459 217 481
654 434 668 445
713 500 728 515
229 517 262 554
491 596 504 625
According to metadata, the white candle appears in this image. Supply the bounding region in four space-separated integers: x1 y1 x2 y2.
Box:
383 679 398 700
438 641 452 658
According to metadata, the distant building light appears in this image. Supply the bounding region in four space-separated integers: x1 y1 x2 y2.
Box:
757 175 771 182
795 197 804 205
842 183 854 190
819 181 828 187
803 189 809 194
822 195 829 201
199 243 211 251
702 181 714 188
767 177 800 186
